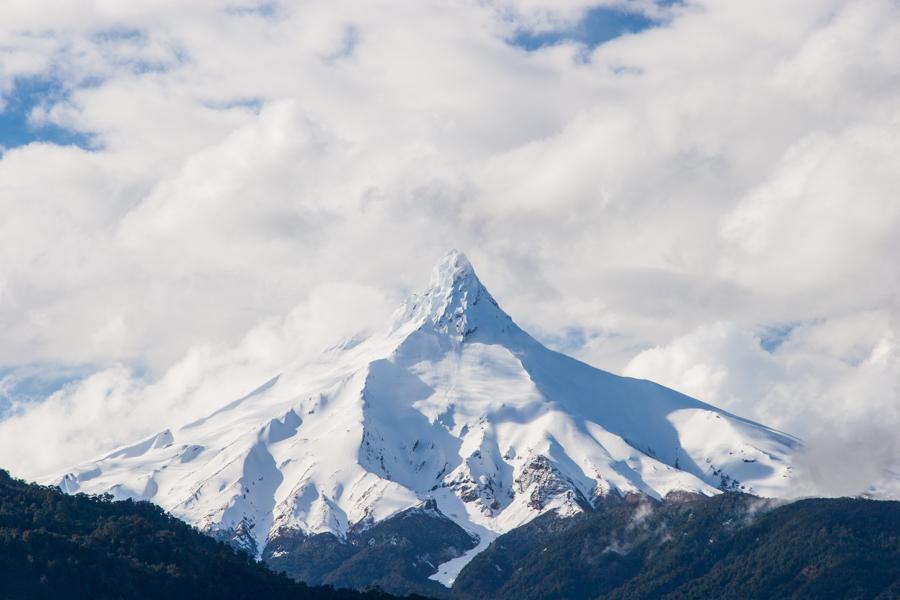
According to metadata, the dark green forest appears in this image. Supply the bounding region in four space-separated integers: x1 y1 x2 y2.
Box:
452 492 900 600
0 469 420 600
3 466 899 600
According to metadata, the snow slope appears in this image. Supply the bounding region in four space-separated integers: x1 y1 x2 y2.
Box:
52 250 801 578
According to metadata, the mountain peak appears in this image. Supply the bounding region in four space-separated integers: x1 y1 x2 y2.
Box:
394 250 512 341
53 249 804 588
427 249 477 297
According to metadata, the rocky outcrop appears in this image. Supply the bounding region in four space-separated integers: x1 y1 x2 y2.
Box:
263 500 478 598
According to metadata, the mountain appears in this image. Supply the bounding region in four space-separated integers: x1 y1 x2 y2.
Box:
0 469 420 600
51 250 802 594
452 492 900 600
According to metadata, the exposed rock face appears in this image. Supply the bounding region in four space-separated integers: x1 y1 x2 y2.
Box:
514 454 590 513
211 516 259 556
263 500 478 598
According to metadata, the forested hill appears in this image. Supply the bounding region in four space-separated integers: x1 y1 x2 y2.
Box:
0 469 423 600
452 492 900 600
4 465 899 600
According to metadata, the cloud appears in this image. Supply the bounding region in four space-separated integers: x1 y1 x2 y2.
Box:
0 0 898 491
623 315 900 496
0 282 391 479
622 322 783 415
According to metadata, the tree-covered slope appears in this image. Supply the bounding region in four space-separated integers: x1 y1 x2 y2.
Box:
452 493 900 600
0 469 423 600
264 499 477 598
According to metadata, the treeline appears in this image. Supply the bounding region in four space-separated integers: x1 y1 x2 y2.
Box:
0 469 426 600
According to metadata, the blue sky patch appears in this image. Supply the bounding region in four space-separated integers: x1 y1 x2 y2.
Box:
759 324 796 353
91 27 187 75
0 364 93 418
536 325 627 357
227 1 278 18
203 97 265 113
510 5 659 52
0 77 94 150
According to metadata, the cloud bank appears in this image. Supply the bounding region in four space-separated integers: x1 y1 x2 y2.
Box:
0 0 898 494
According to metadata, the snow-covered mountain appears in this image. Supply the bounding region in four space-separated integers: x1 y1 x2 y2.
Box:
53 250 801 586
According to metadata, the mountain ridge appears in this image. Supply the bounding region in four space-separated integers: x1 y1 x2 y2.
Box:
51 250 802 589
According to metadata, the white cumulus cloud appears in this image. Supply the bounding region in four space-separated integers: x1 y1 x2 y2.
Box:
0 0 898 491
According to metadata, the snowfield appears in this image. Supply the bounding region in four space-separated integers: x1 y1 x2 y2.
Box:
52 250 802 581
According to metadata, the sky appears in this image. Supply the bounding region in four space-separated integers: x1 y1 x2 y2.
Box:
0 0 898 496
